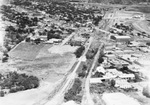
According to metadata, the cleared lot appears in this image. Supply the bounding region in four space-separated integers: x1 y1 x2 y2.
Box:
9 42 77 82
9 42 46 60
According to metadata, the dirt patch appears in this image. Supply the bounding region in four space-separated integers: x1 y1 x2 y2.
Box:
48 45 78 55
12 53 76 83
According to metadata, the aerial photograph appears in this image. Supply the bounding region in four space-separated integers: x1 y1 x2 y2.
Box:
0 0 150 105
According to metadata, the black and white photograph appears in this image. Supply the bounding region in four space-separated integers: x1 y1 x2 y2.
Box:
0 0 150 105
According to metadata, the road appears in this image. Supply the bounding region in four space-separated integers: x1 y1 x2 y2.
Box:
61 32 76 46
82 43 104 105
41 9 117 105
81 8 117 105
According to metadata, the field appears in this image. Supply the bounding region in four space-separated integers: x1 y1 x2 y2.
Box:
8 42 77 83
9 42 46 60
126 6 150 13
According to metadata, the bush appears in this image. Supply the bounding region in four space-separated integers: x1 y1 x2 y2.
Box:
143 85 150 98
110 79 116 87
86 48 98 59
78 71 86 78
64 78 82 102
98 57 104 63
74 46 85 58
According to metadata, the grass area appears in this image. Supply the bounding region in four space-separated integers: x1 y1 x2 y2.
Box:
9 42 45 60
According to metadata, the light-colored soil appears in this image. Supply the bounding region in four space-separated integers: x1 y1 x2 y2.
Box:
126 92 150 105
48 45 78 55
12 53 76 82
133 20 150 35
0 81 59 105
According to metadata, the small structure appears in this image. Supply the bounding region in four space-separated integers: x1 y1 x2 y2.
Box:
90 78 102 84
119 74 135 80
45 38 62 44
95 65 106 74
115 79 133 89
110 35 131 42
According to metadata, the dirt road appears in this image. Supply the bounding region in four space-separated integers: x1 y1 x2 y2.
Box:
33 37 93 105
82 43 104 105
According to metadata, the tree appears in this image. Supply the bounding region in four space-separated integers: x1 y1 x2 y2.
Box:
110 79 116 87
74 46 85 58
143 85 150 98
98 57 104 63
0 91 5 97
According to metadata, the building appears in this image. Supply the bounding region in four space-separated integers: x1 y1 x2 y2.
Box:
110 35 131 42
44 38 62 44
115 79 133 89
108 58 129 67
119 74 135 80
90 78 102 84
95 65 106 74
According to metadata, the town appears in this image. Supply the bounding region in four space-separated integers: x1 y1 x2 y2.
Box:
0 0 150 105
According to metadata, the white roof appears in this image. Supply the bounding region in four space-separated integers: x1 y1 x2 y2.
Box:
96 66 106 74
49 38 62 41
102 93 140 105
90 78 102 84
113 35 131 39
119 74 135 78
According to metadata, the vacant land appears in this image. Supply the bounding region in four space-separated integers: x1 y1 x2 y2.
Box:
126 6 150 13
11 53 76 83
9 42 45 60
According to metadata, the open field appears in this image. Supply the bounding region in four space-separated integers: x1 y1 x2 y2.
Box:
126 92 150 105
8 41 77 83
132 6 150 13
9 42 46 60
12 53 76 83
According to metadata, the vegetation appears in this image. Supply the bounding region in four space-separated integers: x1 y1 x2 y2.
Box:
86 48 98 59
90 80 137 94
64 78 82 102
0 72 39 96
114 23 133 32
74 46 85 58
78 65 87 78
143 85 150 98
47 29 62 40
98 56 104 63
